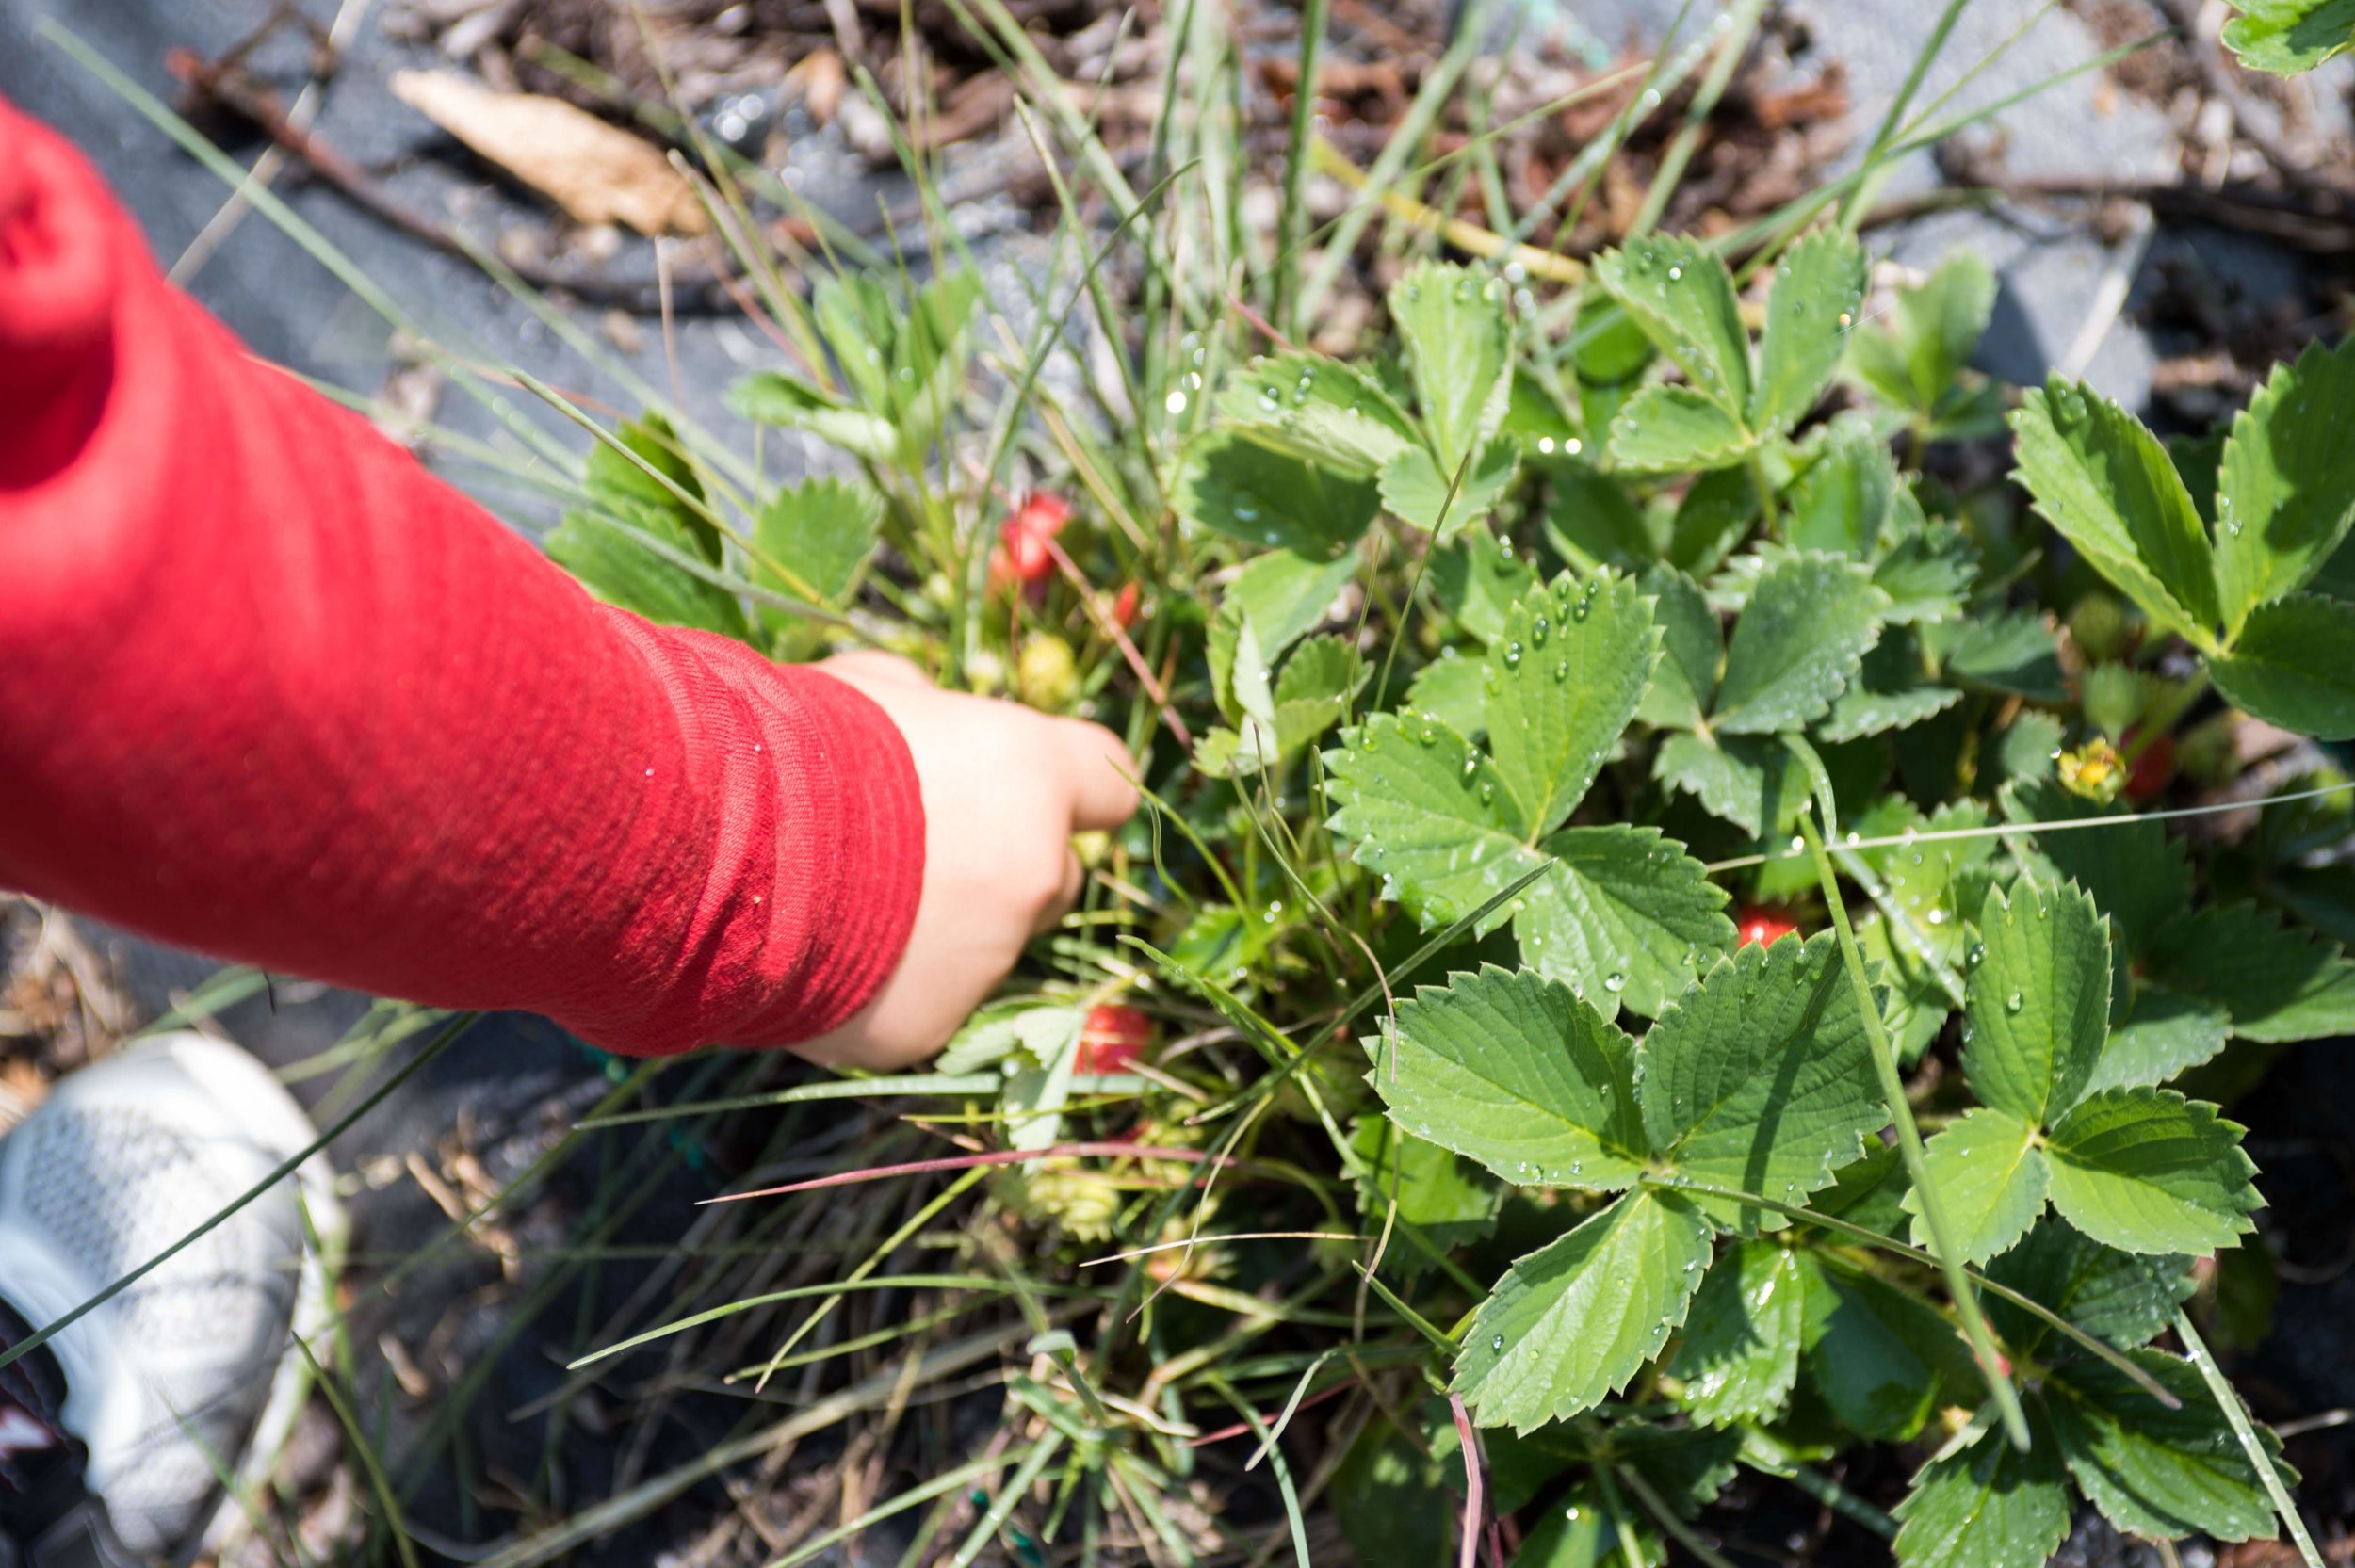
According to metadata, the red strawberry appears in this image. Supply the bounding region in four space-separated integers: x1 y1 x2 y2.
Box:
2124 729 2177 802
1078 1004 1153 1073
1112 580 1142 629
990 493 1072 589
1735 907 1800 947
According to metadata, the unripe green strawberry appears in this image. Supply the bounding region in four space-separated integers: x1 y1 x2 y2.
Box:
1018 634 1078 710
2068 591 2133 662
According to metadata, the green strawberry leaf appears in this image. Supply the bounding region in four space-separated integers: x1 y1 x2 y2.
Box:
1485 574 1661 838
1326 714 1535 932
1858 798 1995 975
1349 1119 1502 1251
1963 881 2111 1124
546 508 751 639
2221 0 2355 74
1454 1188 1713 1431
1638 933 1885 1232
1371 965 1646 1190
1999 778 2196 958
1652 732 1809 839
1709 553 1889 734
1607 385 1755 474
1392 263 1514 473
1863 913 1955 1069
1178 430 1379 557
1543 461 1663 570
2211 591 2355 739
1874 521 1979 626
1213 350 1418 478
1226 546 1363 660
2086 984 2232 1095
1518 826 1735 1020
1507 1484 1661 1566
1798 1253 1979 1442
751 474 885 606
1668 467 1762 574
1820 632 1961 742
1984 1217 2193 1359
1594 237 1752 418
1895 253 1999 413
1821 683 1962 744
1199 635 1368 775
2010 378 2221 649
1891 1411 2071 1568
1750 232 1867 438
2148 898 2355 1043
1404 655 1489 742
2047 1350 2286 1542
1906 1107 2048 1265
1668 1239 1804 1426
1783 414 1898 558
2215 339 2355 633
1945 610 2067 701
1635 566 1723 731
1430 525 1542 645
1813 1142 1914 1238
725 370 900 462
2044 1087 2263 1254
1380 434 1521 536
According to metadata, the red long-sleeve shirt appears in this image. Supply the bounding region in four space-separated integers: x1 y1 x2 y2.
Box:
0 99 925 1056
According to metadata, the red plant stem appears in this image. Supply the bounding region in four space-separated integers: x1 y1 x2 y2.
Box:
1042 533 1193 750
699 1141 1220 1203
1227 292 1299 352
1450 1392 1485 1568
1182 1379 1355 1447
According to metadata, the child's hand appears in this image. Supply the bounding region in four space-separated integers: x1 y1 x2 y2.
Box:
796 651 1140 1069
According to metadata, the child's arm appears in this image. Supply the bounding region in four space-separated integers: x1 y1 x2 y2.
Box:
0 99 1136 1063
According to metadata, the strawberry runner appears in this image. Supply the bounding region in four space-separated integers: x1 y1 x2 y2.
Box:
0 96 926 1056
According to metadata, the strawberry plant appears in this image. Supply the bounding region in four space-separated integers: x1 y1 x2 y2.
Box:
101 6 2355 1557
523 227 2355 1563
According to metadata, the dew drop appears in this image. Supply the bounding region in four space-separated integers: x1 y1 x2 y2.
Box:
2006 991 2025 1013
1667 265 1683 282
1491 1334 1505 1352
1604 972 1628 994
1504 642 1524 670
1532 616 1551 647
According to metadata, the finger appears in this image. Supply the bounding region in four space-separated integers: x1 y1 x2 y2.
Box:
1031 850 1085 935
1058 719 1141 831
820 649 932 690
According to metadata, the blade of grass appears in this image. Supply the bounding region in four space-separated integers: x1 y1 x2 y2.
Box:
2173 1307 2324 1568
1786 737 2028 1450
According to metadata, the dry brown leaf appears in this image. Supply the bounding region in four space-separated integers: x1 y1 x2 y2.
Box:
391 69 707 236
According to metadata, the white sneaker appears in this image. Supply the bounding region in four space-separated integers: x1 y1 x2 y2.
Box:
0 1032 343 1560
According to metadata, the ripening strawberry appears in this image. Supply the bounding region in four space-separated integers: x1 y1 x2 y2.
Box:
2124 729 2177 802
1735 907 1800 946
1112 580 1142 629
1077 1004 1153 1073
990 493 1072 589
